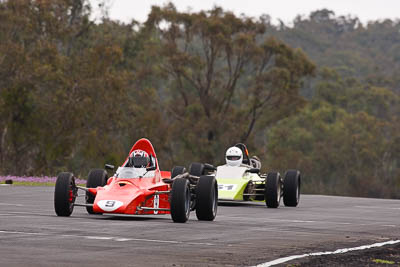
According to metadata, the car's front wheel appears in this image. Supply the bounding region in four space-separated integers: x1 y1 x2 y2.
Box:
265 172 282 208
54 172 76 216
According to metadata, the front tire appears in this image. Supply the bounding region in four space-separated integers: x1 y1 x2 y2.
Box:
265 172 282 208
195 175 218 221
283 170 301 207
170 178 191 223
86 169 108 214
54 172 76 216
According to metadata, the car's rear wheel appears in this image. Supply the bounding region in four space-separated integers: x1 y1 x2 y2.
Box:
283 170 301 207
171 166 186 179
189 162 204 177
195 175 218 221
54 172 76 216
265 172 282 208
170 178 191 223
86 169 108 214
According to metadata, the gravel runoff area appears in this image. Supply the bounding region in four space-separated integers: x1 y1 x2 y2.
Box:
259 240 400 266
288 242 400 266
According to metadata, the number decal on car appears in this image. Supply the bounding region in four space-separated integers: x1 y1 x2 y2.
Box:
97 200 123 212
153 195 159 214
105 200 115 207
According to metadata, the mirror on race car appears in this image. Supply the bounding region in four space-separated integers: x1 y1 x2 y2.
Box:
203 163 217 171
105 164 115 170
146 166 157 171
245 168 260 174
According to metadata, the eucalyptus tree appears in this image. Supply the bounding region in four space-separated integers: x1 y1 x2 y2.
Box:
143 4 315 164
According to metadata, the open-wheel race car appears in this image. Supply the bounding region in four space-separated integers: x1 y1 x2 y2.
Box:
54 138 218 223
213 143 301 208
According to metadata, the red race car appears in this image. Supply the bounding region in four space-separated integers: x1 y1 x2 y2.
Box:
54 138 218 223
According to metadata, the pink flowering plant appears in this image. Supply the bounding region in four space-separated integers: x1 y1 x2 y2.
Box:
0 175 86 185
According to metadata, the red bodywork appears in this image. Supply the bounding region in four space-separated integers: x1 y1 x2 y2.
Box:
90 138 172 215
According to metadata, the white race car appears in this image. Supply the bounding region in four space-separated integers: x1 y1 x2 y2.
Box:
213 143 300 208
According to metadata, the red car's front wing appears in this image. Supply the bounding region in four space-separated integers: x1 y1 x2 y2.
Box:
91 177 171 215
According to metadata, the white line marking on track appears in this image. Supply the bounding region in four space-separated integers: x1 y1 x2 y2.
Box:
0 203 24 206
0 230 215 246
355 206 400 210
254 240 400 267
0 230 49 236
85 236 113 240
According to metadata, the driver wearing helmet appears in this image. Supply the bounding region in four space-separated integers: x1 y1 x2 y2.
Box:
128 149 151 168
225 146 243 167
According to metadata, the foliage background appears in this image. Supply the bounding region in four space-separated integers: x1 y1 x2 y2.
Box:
0 1 399 198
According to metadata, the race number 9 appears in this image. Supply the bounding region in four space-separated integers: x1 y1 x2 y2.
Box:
105 200 115 207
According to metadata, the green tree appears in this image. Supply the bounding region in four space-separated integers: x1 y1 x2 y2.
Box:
266 72 400 198
143 4 315 165
0 0 133 175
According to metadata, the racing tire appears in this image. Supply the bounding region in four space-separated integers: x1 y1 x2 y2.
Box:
189 162 204 177
265 172 282 208
171 166 186 179
86 169 108 214
195 175 218 221
283 170 301 207
54 172 76 216
170 178 191 223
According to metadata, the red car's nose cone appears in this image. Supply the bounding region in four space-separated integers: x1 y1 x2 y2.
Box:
93 179 161 214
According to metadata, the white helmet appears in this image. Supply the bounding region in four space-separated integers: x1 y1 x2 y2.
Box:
225 146 243 166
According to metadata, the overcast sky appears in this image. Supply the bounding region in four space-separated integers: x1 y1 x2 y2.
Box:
90 0 400 24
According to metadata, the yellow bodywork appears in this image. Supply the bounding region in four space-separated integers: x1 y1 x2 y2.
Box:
216 165 263 200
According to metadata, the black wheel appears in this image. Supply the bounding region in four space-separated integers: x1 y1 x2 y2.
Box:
170 178 191 223
189 162 204 177
86 169 108 214
171 166 186 179
195 175 218 221
283 170 301 207
54 172 76 216
265 172 282 208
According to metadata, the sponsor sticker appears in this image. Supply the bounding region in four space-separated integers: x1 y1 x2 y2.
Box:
218 184 237 191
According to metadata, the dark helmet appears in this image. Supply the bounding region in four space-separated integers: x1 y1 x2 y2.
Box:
129 149 150 168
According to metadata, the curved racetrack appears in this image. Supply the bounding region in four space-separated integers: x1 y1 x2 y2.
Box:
0 186 399 266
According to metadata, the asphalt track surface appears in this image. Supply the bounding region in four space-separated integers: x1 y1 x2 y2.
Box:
0 186 399 266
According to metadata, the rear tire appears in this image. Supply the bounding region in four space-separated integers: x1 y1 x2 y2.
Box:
170 178 191 223
86 169 108 214
54 172 76 216
195 175 218 221
171 166 186 179
189 162 204 177
265 172 282 208
283 170 301 207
